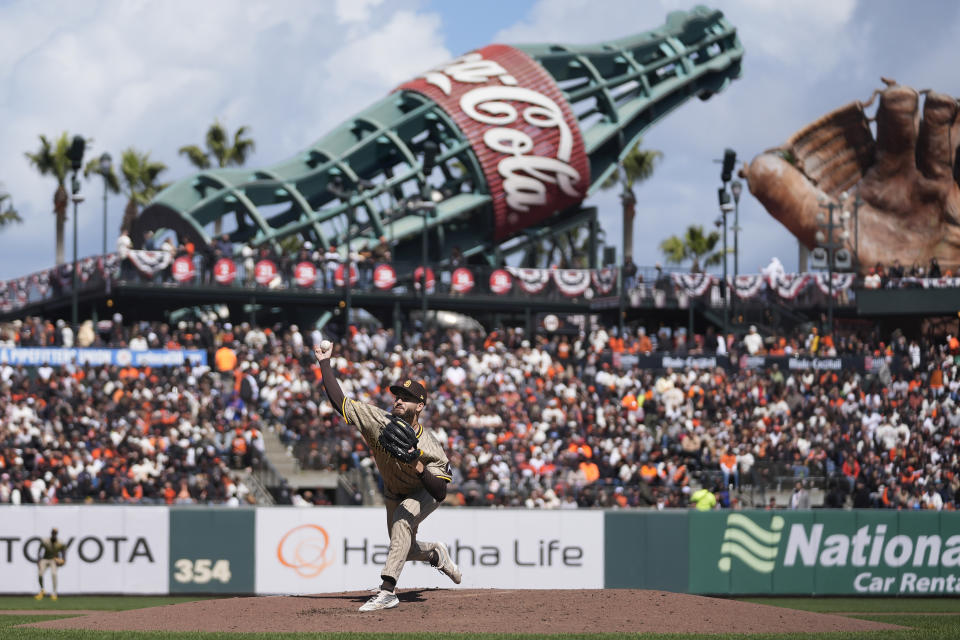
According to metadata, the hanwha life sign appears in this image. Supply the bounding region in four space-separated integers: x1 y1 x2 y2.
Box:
254 507 604 594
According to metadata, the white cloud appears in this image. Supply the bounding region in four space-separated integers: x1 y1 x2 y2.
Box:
2 0 959 285
493 0 960 275
324 10 449 101
0 0 446 278
335 0 386 24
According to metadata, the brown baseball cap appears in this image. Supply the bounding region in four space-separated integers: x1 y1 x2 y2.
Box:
389 379 427 404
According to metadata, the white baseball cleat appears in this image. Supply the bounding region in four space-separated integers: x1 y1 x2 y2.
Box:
433 542 462 584
359 589 399 612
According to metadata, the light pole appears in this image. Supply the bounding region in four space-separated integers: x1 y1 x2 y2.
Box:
400 198 437 319
730 179 742 324
420 205 429 318
328 177 355 330
99 153 112 256
730 179 742 279
840 190 862 271
417 141 439 325
814 201 850 336
717 187 734 338
66 136 87 329
329 177 374 332
716 149 737 338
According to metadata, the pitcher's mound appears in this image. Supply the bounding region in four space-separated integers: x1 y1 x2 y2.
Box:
28 589 901 634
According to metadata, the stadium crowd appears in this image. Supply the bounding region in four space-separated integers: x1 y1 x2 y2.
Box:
0 314 957 512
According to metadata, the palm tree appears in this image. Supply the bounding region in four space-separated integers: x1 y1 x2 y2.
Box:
600 138 662 263
0 185 22 231
115 149 169 236
24 133 74 264
179 120 255 236
659 224 724 273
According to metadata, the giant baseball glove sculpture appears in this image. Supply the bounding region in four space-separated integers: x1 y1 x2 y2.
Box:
742 79 960 273
378 415 420 464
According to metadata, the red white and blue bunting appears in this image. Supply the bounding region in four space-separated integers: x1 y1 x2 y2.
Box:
921 277 960 289
591 267 617 295
813 273 855 296
507 267 551 294
769 274 811 300
671 272 714 297
553 269 591 297
729 275 765 300
127 250 172 277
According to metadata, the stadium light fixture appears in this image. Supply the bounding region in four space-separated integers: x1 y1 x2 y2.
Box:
67 136 87 330
99 152 112 257
730 179 742 281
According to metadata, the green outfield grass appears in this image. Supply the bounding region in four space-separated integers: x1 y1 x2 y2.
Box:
0 596 959 639
0 595 222 611
740 597 960 614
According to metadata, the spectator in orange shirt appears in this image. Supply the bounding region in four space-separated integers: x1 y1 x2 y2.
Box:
639 460 660 485
720 448 739 489
215 344 237 372
636 327 653 354
579 458 599 484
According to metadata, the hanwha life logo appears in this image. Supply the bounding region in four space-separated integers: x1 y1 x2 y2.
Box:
277 524 334 578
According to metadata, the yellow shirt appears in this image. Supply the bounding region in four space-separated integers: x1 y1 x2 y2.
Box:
690 488 717 511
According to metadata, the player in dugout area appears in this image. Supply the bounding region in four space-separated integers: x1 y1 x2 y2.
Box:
35 528 66 600
314 339 461 612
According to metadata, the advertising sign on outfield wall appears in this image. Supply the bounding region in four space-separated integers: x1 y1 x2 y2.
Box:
169 509 255 594
0 506 169 594
689 511 960 595
255 508 603 594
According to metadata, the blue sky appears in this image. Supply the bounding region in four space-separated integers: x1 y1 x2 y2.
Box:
1 0 958 281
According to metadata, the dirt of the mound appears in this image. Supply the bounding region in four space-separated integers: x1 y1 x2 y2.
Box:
26 589 903 635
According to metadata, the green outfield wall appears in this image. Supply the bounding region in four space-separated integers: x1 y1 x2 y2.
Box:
603 510 960 595
688 510 960 595
3 506 959 595
169 509 255 593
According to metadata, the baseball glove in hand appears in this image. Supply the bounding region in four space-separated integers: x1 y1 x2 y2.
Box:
742 79 960 272
55 558 65 566
379 416 420 464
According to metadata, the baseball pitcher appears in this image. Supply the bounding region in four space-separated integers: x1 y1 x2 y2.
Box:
314 340 461 612
35 528 66 600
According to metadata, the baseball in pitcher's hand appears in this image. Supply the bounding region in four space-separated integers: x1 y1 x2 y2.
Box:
741 79 960 272
314 339 333 362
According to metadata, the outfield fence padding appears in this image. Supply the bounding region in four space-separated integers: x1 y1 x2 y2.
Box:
2 507 957 595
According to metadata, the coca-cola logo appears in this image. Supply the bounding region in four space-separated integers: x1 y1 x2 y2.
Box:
397 45 589 241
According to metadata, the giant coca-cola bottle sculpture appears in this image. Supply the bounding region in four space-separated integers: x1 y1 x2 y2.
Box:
135 7 742 263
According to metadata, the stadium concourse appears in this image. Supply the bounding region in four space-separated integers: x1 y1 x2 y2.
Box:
0 315 957 512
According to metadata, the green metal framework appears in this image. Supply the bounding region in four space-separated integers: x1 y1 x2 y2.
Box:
134 6 742 268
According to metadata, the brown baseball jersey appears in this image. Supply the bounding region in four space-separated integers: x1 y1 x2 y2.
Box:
342 398 452 500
